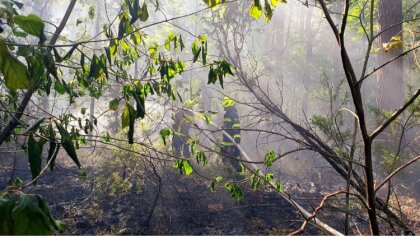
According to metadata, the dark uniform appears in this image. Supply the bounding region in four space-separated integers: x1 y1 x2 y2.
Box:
172 110 192 157
221 106 242 172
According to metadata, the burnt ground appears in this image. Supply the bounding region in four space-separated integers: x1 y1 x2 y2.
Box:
33 168 322 235
0 153 378 235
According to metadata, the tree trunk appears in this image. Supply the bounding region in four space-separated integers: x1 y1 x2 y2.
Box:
89 0 102 135
377 0 404 110
0 0 78 146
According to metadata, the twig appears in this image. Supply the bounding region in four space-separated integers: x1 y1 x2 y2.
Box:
375 155 420 192
358 46 420 85
370 89 420 140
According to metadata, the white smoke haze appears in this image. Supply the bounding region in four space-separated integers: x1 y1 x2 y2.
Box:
0 0 418 234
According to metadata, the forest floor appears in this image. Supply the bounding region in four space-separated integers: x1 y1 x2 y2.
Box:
3 168 342 235
1 152 418 235
0 159 324 234
31 167 318 235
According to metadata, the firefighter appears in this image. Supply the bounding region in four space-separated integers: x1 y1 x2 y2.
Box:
221 105 242 173
171 109 192 157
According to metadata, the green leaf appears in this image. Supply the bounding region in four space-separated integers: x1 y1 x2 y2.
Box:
276 181 283 192
199 34 207 43
204 115 211 125
173 160 193 175
183 100 196 107
271 0 279 7
203 0 222 8
47 125 59 171
101 132 112 142
194 149 208 166
202 41 207 65
12 29 28 38
210 176 223 192
250 173 261 190
47 141 60 171
0 195 14 234
27 135 46 182
195 112 205 120
159 128 173 145
264 172 274 183
76 19 83 26
109 98 120 110
183 160 193 175
165 33 176 50
36 195 66 233
138 2 149 21
133 92 145 119
121 103 136 144
264 149 275 167
129 0 140 24
22 117 45 135
210 181 216 192
13 1 24 9
15 179 24 189
79 169 88 181
264 0 273 22
12 196 51 235
63 44 78 61
88 6 95 20
225 183 243 201
118 14 129 39
131 32 142 45
192 40 201 63
173 160 183 174
55 122 81 168
80 53 87 73
220 59 234 75
54 80 66 94
221 96 235 107
179 35 185 51
13 14 45 40
104 47 112 65
0 39 30 90
122 104 130 129
208 111 218 115
250 0 263 19
208 66 217 85
87 54 104 81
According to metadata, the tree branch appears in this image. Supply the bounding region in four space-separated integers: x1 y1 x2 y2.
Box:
358 45 420 85
48 0 77 46
375 156 420 192
183 107 344 236
370 89 420 140
0 0 77 146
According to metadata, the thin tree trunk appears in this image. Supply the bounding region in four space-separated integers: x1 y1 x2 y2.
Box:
0 0 78 146
89 0 103 135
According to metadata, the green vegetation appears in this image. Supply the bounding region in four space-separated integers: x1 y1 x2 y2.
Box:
0 0 418 234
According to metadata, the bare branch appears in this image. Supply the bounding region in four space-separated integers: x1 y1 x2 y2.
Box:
370 89 420 140
375 156 420 192
358 45 420 85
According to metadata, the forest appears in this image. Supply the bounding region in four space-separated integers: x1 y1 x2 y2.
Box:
0 0 419 235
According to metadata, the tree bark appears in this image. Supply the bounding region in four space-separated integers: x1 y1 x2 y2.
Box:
377 0 404 110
